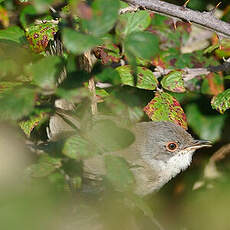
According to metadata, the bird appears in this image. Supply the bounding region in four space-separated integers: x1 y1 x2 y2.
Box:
83 120 212 196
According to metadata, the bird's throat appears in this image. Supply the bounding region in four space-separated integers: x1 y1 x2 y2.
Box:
150 151 194 189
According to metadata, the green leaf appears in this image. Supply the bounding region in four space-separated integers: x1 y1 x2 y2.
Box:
186 103 226 141
211 89 230 114
124 31 159 60
19 111 46 137
25 20 58 53
0 87 35 120
62 28 102 55
0 26 25 44
116 65 158 90
29 56 64 91
26 154 62 178
63 135 96 160
116 11 151 37
88 119 135 152
81 0 120 36
161 71 186 93
104 155 135 192
96 67 121 85
144 92 188 129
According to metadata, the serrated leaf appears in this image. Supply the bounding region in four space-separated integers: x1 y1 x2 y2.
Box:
186 103 226 141
211 89 230 114
0 26 25 43
161 71 185 92
26 154 62 178
116 11 151 37
116 65 158 90
124 31 159 60
62 28 102 55
94 44 121 64
104 155 135 192
29 56 64 91
25 21 58 53
201 73 224 96
0 87 35 120
81 0 119 36
19 112 46 137
144 92 187 129
63 135 96 160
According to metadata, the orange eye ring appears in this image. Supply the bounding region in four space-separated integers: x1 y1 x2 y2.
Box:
166 142 178 152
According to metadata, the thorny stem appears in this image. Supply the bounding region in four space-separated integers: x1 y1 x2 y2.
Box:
122 0 230 38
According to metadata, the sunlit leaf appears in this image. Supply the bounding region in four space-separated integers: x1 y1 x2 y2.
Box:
25 20 58 53
144 92 188 129
116 65 158 90
161 71 186 93
116 11 151 37
211 89 230 114
19 111 47 137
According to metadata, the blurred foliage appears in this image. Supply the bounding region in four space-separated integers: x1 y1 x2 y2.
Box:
0 0 230 230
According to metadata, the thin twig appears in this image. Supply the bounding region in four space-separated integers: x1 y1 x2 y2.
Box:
122 0 230 38
88 78 98 115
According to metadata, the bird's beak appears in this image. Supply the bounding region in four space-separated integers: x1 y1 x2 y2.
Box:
187 140 212 150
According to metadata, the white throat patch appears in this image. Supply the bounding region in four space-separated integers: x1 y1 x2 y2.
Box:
146 150 194 191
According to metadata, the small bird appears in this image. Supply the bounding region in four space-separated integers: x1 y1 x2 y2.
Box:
84 121 211 196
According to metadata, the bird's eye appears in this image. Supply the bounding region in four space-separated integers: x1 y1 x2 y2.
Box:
166 142 178 152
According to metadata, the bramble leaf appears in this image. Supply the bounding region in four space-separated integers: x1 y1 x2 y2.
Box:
0 87 35 120
124 31 159 60
19 111 47 137
144 92 187 129
211 89 230 114
29 56 64 91
116 11 151 37
116 65 158 90
161 71 186 93
25 20 58 53
81 0 119 36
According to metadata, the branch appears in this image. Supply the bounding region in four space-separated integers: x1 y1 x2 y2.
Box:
122 0 230 38
153 58 230 82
